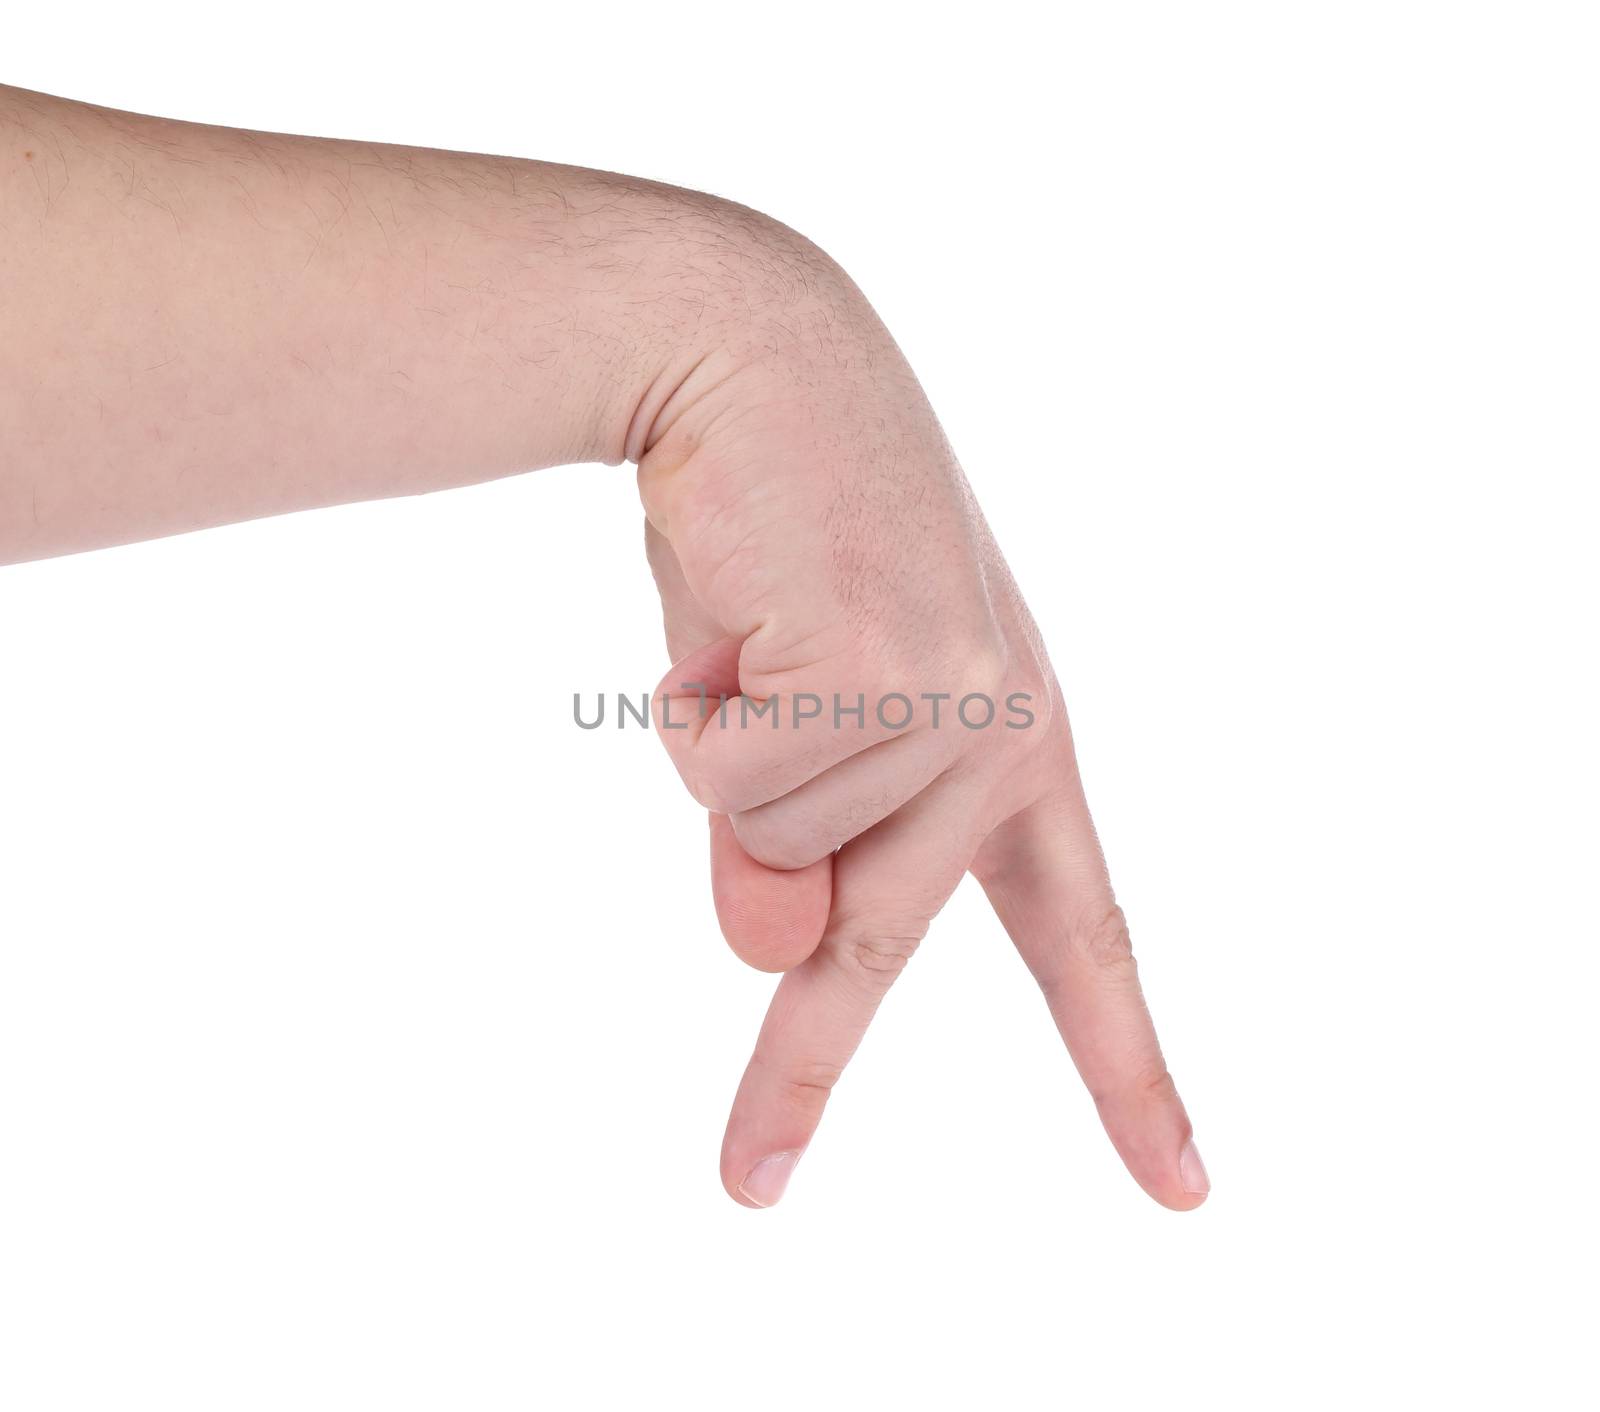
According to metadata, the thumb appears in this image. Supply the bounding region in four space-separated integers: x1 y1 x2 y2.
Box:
650 632 830 974
710 813 831 972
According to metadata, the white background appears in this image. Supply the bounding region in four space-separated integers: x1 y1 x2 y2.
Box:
3 3 1596 1407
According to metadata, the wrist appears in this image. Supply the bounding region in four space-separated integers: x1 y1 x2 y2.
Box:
538 174 863 468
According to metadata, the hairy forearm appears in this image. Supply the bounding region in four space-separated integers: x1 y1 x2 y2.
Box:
0 89 1212 1218
0 85 836 563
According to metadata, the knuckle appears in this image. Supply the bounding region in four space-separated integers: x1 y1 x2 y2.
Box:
995 662 1056 750
1089 1061 1176 1113
1014 668 1057 736
782 1058 844 1097
1135 1064 1178 1104
753 1052 842 1115
959 637 1010 701
1068 903 1136 972
907 633 1007 714
832 928 924 988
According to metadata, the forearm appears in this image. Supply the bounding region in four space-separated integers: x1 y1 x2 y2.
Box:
0 88 1210 1218
0 85 823 563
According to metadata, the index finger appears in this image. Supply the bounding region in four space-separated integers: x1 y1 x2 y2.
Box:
720 776 979 1206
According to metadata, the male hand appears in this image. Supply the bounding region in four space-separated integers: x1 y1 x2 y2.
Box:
0 86 1206 1213
634 238 1208 1210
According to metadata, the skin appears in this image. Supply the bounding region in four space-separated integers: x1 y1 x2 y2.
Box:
1 84 1208 1211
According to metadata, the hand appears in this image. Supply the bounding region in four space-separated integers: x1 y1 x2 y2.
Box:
0 86 1205 1212
637 235 1208 1210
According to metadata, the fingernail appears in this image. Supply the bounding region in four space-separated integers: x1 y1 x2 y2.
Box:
738 1151 800 1208
1179 1138 1210 1196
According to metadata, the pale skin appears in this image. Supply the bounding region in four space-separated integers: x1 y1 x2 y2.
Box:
1 84 1208 1210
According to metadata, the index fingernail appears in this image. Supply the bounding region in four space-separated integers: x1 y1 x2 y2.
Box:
738 1151 800 1207
1179 1138 1210 1196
